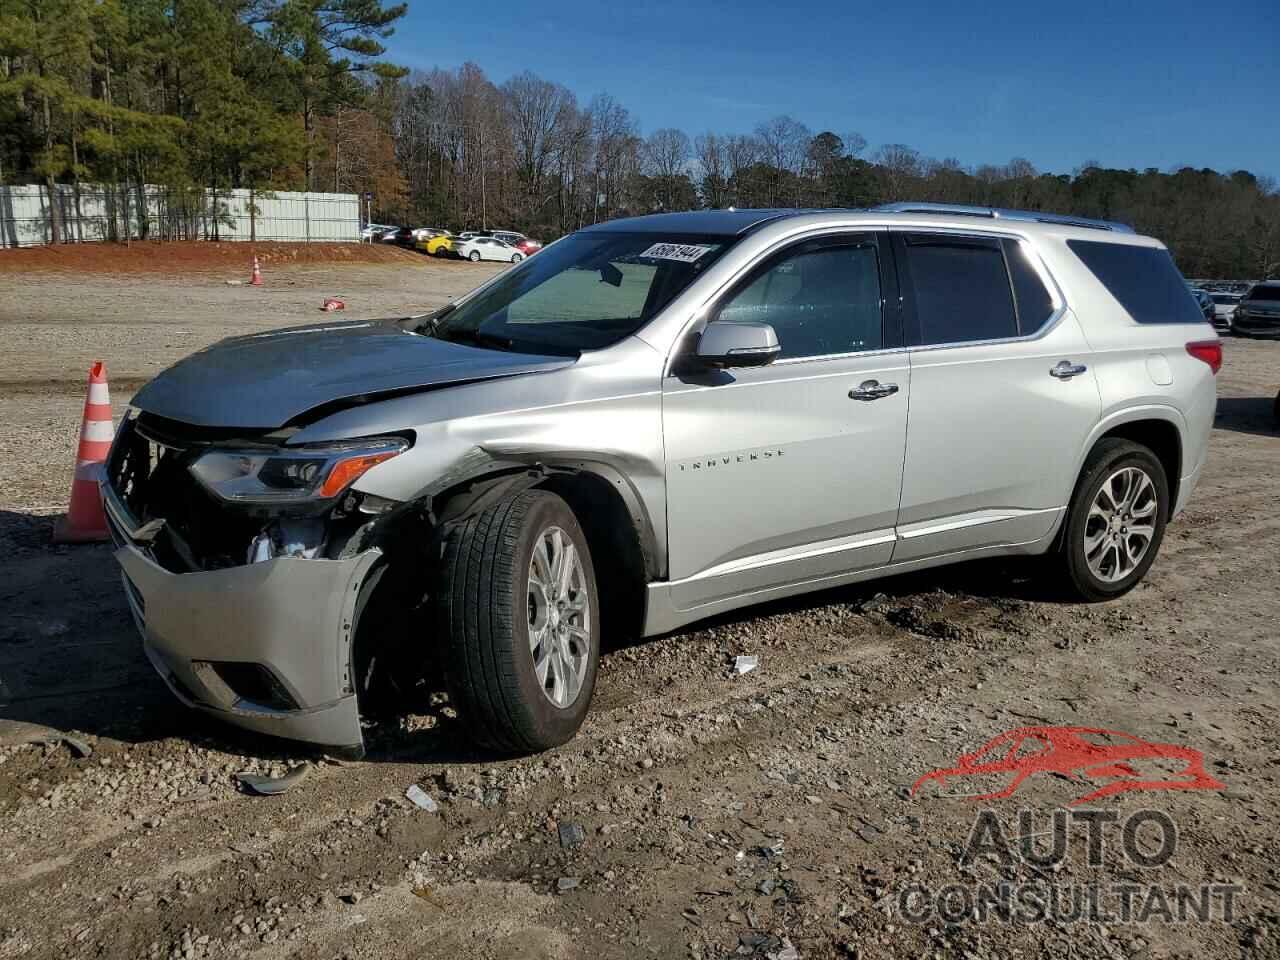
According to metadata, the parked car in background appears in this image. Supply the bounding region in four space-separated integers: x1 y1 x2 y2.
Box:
1190 288 1215 324
380 226 416 247
490 230 544 255
1208 292 1242 333
361 223 395 241
455 235 524 263
411 226 445 243
1232 282 1280 337
416 230 456 257
100 203 1218 755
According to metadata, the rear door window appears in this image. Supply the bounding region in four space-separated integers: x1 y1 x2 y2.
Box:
899 234 1019 345
1067 239 1203 324
1003 239 1056 333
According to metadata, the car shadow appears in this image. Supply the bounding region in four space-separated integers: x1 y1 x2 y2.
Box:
604 554 1062 657
0 505 1072 767
1214 395 1279 438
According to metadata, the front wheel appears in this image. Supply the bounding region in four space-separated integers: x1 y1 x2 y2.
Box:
468 250 481 262
1054 438 1169 601
511 253 523 263
437 490 600 753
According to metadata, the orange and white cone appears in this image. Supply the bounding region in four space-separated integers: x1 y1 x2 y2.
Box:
250 256 263 286
53 361 113 543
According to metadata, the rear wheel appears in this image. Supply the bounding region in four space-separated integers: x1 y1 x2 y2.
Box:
1054 439 1169 601
468 250 481 262
437 490 600 753
511 253 523 263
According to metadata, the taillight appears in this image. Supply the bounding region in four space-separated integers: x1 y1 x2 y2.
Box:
1186 340 1222 374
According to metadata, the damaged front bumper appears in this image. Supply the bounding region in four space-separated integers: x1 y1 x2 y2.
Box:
100 466 378 755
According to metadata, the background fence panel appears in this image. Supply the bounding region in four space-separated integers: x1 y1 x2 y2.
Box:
0 185 361 247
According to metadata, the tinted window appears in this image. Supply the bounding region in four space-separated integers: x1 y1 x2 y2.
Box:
1067 240 1203 324
716 241 882 359
903 236 1018 345
1002 239 1055 333
1210 294 1239 304
1246 285 1280 302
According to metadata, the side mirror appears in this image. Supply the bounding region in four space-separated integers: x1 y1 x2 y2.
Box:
696 320 781 368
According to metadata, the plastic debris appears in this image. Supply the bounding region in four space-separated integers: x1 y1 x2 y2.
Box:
321 298 346 312
556 877 580 893
733 655 759 675
558 822 585 849
405 784 440 812
0 720 93 758
233 763 309 796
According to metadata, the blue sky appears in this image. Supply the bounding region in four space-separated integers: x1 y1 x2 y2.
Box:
383 0 1279 179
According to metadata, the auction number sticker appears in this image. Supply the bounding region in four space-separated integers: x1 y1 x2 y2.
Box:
639 242 714 263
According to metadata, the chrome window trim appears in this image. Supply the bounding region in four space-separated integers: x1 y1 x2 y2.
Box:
661 222 1073 376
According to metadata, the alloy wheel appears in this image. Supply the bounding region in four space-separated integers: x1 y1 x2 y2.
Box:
527 526 591 708
1083 466 1158 583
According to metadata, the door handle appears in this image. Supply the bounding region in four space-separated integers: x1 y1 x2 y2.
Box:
848 379 900 401
1050 360 1088 380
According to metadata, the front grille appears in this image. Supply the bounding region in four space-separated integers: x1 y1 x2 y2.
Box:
107 414 271 571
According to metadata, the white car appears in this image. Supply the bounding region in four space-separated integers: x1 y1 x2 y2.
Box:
1208 292 1241 333
361 223 394 241
455 235 525 263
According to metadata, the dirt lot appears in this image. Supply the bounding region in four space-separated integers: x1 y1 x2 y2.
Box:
1 246 1278 960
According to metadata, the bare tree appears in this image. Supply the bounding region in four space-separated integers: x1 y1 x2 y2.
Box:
874 143 921 201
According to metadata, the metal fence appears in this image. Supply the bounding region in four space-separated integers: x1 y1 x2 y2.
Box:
0 184 361 247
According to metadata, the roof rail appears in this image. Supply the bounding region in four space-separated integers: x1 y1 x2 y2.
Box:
872 201 1135 234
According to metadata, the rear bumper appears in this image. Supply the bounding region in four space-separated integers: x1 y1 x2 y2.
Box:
100 467 378 754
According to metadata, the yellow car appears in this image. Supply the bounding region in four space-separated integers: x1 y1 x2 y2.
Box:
416 231 455 257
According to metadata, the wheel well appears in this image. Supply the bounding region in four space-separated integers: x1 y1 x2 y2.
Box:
1097 419 1182 505
535 472 647 648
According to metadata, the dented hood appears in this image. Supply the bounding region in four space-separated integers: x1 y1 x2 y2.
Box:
130 319 573 429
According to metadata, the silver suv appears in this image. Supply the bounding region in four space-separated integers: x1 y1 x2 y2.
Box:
99 203 1221 755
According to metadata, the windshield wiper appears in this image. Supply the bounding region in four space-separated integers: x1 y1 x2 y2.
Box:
437 327 516 352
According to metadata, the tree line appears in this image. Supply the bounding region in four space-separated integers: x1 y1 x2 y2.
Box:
3 2 1277 278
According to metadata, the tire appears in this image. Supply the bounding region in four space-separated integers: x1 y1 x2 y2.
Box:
437 490 600 753
511 253 523 263
469 251 481 262
1054 438 1169 601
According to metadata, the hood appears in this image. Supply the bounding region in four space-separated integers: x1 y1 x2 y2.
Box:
130 319 574 429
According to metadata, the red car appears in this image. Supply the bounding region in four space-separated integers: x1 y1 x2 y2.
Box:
515 238 543 256
911 725 1225 805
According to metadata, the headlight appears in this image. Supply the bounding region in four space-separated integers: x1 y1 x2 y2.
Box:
189 437 408 504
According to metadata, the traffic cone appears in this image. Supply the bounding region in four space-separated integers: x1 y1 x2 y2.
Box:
250 256 263 286
53 361 113 544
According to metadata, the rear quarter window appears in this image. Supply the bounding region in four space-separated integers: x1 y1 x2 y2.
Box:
1067 239 1204 325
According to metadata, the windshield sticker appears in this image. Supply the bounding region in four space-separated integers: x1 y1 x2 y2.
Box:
639 242 715 263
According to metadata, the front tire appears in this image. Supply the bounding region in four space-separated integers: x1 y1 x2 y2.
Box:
437 490 600 753
1054 439 1169 601
511 253 523 263
469 251 481 262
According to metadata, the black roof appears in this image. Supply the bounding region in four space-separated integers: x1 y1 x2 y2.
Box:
583 209 797 236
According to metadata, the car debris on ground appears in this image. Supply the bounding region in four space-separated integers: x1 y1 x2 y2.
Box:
232 763 309 796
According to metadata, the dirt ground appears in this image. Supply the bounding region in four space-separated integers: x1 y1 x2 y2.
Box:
1 246 1278 960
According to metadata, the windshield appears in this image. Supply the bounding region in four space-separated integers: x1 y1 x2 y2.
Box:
1247 285 1280 301
428 231 735 355
1210 294 1239 304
